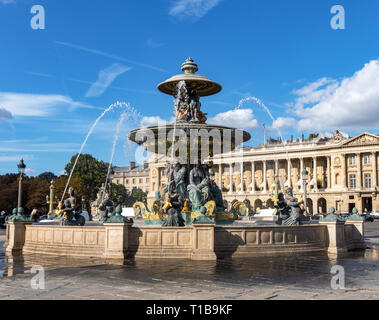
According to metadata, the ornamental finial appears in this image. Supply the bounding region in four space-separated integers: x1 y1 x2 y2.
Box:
181 57 198 74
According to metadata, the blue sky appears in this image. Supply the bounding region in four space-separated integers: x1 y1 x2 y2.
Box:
1 0 379 176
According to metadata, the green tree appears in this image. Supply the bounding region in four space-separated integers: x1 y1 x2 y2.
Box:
38 172 57 182
131 187 147 204
24 178 50 214
110 183 134 206
0 179 18 213
64 153 109 200
0 173 18 189
54 175 87 205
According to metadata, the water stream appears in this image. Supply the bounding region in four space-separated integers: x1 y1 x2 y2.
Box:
61 101 137 202
236 97 296 191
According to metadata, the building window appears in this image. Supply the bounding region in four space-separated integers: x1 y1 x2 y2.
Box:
139 178 143 183
125 179 129 184
349 156 356 165
349 174 356 189
132 178 135 184
146 178 150 183
364 154 371 165
365 173 372 188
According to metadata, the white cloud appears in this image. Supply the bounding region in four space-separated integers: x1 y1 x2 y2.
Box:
271 117 297 130
140 116 169 127
169 0 222 19
0 0 15 4
0 107 12 120
0 92 101 117
0 154 33 162
291 77 339 110
146 38 165 48
25 168 36 175
287 59 379 131
0 142 80 153
85 63 131 98
208 109 259 130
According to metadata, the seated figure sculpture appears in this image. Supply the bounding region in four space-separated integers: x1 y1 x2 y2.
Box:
275 188 306 226
99 192 114 224
60 187 85 226
161 192 185 227
187 161 210 212
207 165 225 212
173 162 188 200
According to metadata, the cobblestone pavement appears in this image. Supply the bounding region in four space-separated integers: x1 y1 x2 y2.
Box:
0 222 378 300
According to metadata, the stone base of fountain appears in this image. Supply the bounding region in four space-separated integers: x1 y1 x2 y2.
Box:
4 219 366 261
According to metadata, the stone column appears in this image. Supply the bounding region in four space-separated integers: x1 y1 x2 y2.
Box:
341 153 347 188
275 160 279 175
287 158 292 189
228 163 233 194
251 161 255 194
103 223 133 260
5 222 33 255
239 162 244 193
372 152 377 188
327 156 331 189
218 164 223 190
191 223 217 260
356 153 362 189
313 156 318 192
263 160 267 192
300 158 304 191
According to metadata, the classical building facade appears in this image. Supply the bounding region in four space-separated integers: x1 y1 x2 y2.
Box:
146 131 379 214
111 161 150 193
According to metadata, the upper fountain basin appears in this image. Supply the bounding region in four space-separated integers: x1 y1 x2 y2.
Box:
128 122 251 157
157 73 222 97
157 57 222 97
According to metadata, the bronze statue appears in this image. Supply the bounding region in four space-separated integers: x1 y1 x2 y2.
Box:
275 188 307 226
99 192 114 224
187 161 210 212
60 187 85 226
161 193 185 227
173 162 188 200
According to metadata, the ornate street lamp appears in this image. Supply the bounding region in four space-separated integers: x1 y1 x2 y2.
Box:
17 159 26 209
302 169 309 215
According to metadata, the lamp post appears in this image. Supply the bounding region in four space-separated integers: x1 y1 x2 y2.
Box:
302 169 309 216
17 159 26 209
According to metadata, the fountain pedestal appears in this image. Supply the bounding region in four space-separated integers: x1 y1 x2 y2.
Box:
191 223 217 260
5 221 33 254
103 222 133 260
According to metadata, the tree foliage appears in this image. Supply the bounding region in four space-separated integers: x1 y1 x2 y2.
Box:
38 172 58 182
64 153 108 200
0 153 149 214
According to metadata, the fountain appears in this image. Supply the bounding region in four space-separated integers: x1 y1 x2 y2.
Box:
128 58 251 225
3 58 366 261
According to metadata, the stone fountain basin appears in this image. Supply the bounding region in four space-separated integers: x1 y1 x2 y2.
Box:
5 219 365 261
128 123 251 156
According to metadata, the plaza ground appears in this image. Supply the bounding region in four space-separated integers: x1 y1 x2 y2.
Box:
0 222 379 300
